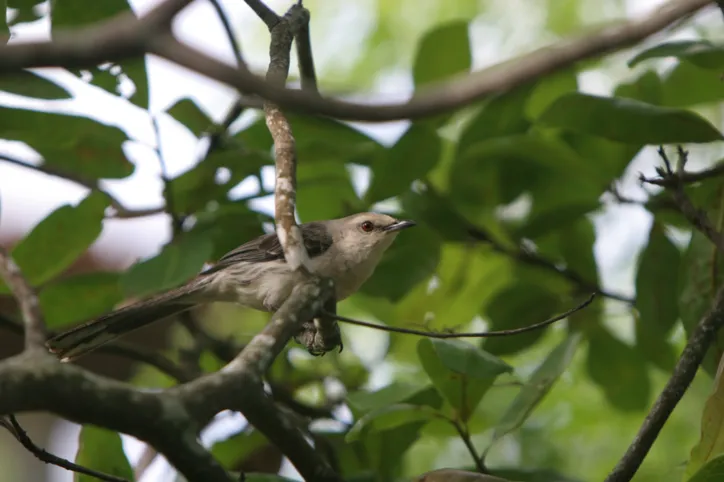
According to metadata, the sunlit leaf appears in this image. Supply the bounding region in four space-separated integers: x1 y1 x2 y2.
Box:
345 403 440 442
660 61 724 108
347 383 442 416
413 20 471 88
686 356 724 479
74 425 133 482
493 332 582 442
121 232 214 299
539 93 723 144
614 70 662 105
366 124 442 204
11 192 108 287
211 429 268 469
39 272 123 329
525 69 578 119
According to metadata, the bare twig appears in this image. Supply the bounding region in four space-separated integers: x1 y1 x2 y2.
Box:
640 161 724 188
242 0 280 29
294 16 318 93
0 154 164 218
606 285 724 482
326 293 595 339
1 415 128 482
209 0 244 66
0 247 45 351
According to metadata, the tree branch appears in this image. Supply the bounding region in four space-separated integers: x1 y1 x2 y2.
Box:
326 293 595 339
294 12 318 93
0 414 128 482
242 0 280 29
0 247 46 352
0 0 708 122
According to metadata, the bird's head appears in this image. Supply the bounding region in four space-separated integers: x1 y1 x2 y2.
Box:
331 212 416 262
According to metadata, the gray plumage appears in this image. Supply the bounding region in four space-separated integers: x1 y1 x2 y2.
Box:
46 212 415 361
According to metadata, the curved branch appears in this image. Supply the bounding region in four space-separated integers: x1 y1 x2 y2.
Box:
0 247 46 352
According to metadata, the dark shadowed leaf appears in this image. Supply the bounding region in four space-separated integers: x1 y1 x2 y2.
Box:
586 327 651 411
0 71 72 99
39 272 123 329
400 186 473 241
74 425 133 482
361 224 440 301
366 124 442 204
492 333 582 442
539 93 723 144
52 0 148 108
0 108 134 180
11 192 108 287
483 283 563 355
413 20 471 88
417 338 511 421
686 356 724 479
243 475 298 482
167 98 213 137
491 467 583 482
660 61 724 108
189 203 267 261
634 223 680 370
688 455 724 482
297 160 362 220
121 232 214 299
629 40 724 70
345 403 440 442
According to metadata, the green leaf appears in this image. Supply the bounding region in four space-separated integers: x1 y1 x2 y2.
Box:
347 383 442 416
167 98 213 137
39 272 123 329
52 0 148 108
544 0 580 35
361 224 440 301
74 425 133 482
525 69 579 119
688 455 724 482
634 223 680 370
493 333 582 442
366 124 442 204
629 40 724 70
661 61 724 108
539 93 723 144
417 338 512 421
614 70 662 105
586 327 651 411
686 356 724 479
242 475 298 482
189 203 267 261
483 283 563 356
120 232 214 299
210 429 268 469
0 71 72 99
345 403 440 442
412 20 471 88
296 159 362 221
11 192 108 286
400 186 473 242
0 108 134 180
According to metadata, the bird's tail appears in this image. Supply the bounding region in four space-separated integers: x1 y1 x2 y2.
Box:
45 284 204 362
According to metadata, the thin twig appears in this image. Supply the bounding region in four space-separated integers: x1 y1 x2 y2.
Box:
1 415 128 482
451 420 486 473
294 16 318 93
640 161 724 188
242 0 280 29
208 0 244 66
0 154 165 218
0 246 45 351
606 285 724 482
153 116 184 233
326 293 595 339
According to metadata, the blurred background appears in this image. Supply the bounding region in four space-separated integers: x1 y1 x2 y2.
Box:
1 0 723 481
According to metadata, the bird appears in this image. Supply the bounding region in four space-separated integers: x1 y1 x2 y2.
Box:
45 212 416 362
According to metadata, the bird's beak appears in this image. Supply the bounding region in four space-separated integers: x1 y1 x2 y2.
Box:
383 219 416 233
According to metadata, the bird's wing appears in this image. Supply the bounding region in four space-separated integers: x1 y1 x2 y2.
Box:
201 221 334 274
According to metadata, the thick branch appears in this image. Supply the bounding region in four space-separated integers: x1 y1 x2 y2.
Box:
605 286 724 482
0 247 45 352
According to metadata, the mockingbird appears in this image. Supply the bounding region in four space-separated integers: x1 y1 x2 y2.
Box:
46 212 415 361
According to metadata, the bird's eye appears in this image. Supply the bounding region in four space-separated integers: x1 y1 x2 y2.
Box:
360 221 374 233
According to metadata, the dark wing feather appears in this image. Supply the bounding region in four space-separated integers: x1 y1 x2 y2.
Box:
201 222 333 275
